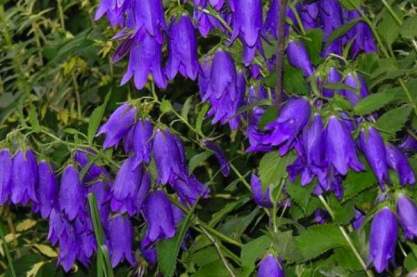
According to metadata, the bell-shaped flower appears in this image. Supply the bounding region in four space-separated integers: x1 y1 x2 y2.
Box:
250 174 272 208
58 223 79 272
107 215 136 267
88 181 111 221
341 72 368 105
397 194 417 239
170 174 209 205
352 209 365 230
369 207 397 273
120 31 167 90
263 98 311 156
48 209 69 246
94 0 124 27
110 157 144 215
38 161 58 219
166 15 199 80
325 116 364 175
322 67 341 98
59 165 86 220
231 0 262 48
74 150 109 183
344 10 377 58
0 149 12 204
203 140 230 177
140 238 157 265
142 191 177 243
359 127 389 187
97 103 136 149
400 135 417 153
297 2 320 30
131 119 153 167
386 144 415 186
257 254 285 277
287 40 314 77
319 0 344 56
132 0 166 43
11 149 38 205
153 129 188 184
209 0 224 10
313 209 329 224
193 7 223 38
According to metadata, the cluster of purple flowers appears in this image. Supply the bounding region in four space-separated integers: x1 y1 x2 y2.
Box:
0 103 209 272
95 0 376 131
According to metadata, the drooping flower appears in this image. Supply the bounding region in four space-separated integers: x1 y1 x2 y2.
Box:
286 40 314 77
297 1 320 30
107 215 136 267
170 175 209 205
153 129 187 184
59 165 86 221
11 149 38 205
74 216 96 265
396 194 417 239
313 209 329 224
200 51 245 129
58 223 79 272
120 31 167 90
166 15 199 80
37 161 58 219
322 67 341 98
386 144 415 186
94 0 124 27
344 10 377 58
129 119 153 167
341 72 368 105
140 238 158 265
352 209 365 230
325 116 364 175
193 6 223 38
319 0 344 56
359 127 389 187
257 254 285 277
400 135 417 153
250 174 272 208
263 98 311 156
97 103 136 149
203 140 230 177
142 191 177 243
74 150 109 183
110 157 144 215
231 0 262 48
209 0 224 10
88 181 111 221
0 149 12 204
369 207 397 273
131 0 166 43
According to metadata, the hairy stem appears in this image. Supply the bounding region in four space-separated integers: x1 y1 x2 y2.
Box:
274 0 288 107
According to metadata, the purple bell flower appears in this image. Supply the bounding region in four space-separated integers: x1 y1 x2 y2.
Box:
322 67 341 98
0 149 12 204
132 0 166 43
97 103 136 149
359 127 389 187
120 31 167 90
59 165 86 221
250 174 272 208
111 157 149 215
140 238 158 265
203 140 230 177
74 150 109 183
286 40 314 77
170 175 209 205
263 98 311 156
345 10 377 58
94 0 124 27
297 2 320 30
48 209 68 245
397 194 417 239
369 207 397 273
89 181 111 221
38 161 58 219
130 119 154 167
325 116 364 175
400 135 417 153
58 223 79 272
193 7 223 38
11 149 38 205
341 72 368 105
166 15 199 80
257 254 285 277
153 129 187 184
231 0 262 47
142 191 177 243
319 0 344 56
108 215 136 267
209 0 224 10
352 209 365 230
386 144 416 186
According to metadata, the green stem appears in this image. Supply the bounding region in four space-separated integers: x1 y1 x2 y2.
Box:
0 222 16 277
318 195 373 277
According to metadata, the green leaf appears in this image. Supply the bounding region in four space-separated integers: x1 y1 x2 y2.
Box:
28 105 41 133
181 96 193 121
375 105 412 140
304 29 323 65
326 19 360 47
353 91 396 115
258 152 295 191
339 0 362 9
295 224 347 261
283 63 309 95
401 16 417 39
343 170 376 200
196 103 209 134
87 91 111 144
241 235 270 274
157 208 194 277
189 151 213 173
258 106 278 129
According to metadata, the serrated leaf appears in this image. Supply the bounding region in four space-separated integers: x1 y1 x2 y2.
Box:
258 152 294 191
304 29 323 65
241 235 270 275
400 16 417 39
157 208 194 277
375 105 412 139
353 91 396 115
295 224 347 261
